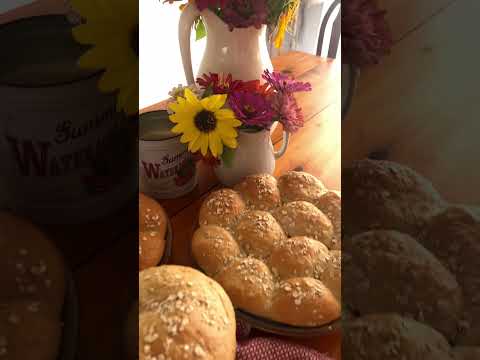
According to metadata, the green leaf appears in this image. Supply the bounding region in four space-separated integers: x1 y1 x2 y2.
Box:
195 18 207 41
221 147 236 168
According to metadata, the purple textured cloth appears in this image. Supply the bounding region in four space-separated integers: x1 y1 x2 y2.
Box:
235 320 333 360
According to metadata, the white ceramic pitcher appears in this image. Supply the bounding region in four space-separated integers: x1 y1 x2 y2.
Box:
214 129 290 187
179 3 274 85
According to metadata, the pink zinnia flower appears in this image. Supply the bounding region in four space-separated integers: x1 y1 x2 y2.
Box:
222 0 269 30
272 93 304 133
228 91 275 128
342 0 392 66
262 70 312 94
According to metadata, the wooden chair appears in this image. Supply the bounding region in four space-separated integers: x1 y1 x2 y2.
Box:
316 0 341 58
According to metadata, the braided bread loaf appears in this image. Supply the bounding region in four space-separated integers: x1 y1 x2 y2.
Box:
192 172 341 327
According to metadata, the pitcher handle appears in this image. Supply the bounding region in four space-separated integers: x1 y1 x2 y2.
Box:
274 131 290 159
179 3 200 85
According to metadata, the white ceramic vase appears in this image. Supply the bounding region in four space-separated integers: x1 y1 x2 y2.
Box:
179 3 274 85
214 129 290 187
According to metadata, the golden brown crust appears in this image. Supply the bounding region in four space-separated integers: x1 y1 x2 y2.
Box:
233 174 281 211
315 191 341 250
235 210 286 259
273 201 335 249
343 314 455 360
343 230 463 342
278 171 327 204
271 278 340 326
192 172 341 327
214 257 275 317
139 193 168 271
192 225 242 277
139 266 236 360
0 212 66 317
342 159 446 238
199 189 246 229
421 206 480 346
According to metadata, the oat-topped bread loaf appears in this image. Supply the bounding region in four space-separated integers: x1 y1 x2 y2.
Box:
139 266 236 360
343 159 446 238
193 172 341 327
343 230 463 342
139 193 168 271
0 212 66 359
420 206 480 346
343 314 456 360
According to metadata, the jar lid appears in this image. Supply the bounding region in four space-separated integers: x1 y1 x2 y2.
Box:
0 15 99 87
139 110 178 141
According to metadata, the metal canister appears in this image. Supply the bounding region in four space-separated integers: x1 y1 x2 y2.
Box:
139 110 197 199
0 16 137 224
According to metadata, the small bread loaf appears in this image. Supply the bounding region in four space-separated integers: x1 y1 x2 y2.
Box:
421 206 480 346
139 193 168 271
343 159 446 238
139 266 236 360
343 230 463 341
277 171 327 204
454 347 480 360
199 189 246 229
0 212 65 360
343 314 455 360
192 172 341 327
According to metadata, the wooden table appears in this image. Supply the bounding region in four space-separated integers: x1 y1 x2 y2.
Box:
46 51 341 359
343 0 480 205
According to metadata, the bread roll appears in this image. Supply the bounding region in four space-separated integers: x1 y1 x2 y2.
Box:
315 191 341 250
273 201 335 249
215 257 275 317
344 230 463 341
421 206 480 345
199 189 246 229
271 278 340 327
233 173 281 211
192 225 242 277
192 172 341 327
278 171 327 204
343 314 455 360
139 266 236 360
268 236 330 279
0 212 65 316
343 159 446 238
235 210 286 259
139 193 168 271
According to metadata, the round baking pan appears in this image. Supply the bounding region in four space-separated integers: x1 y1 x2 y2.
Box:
59 267 78 360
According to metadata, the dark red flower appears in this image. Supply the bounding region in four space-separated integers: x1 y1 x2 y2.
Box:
228 90 275 128
197 73 243 94
195 0 229 11
221 0 269 30
342 0 393 67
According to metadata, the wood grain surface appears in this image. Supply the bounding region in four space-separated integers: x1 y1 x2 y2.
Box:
343 0 479 205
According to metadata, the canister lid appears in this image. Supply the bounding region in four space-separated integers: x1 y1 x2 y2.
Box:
139 110 178 141
0 15 99 87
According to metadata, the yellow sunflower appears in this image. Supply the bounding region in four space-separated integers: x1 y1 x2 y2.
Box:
71 0 138 115
169 89 241 158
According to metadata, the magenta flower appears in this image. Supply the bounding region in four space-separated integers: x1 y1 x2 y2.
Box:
195 0 228 11
262 70 312 94
228 91 275 128
272 93 304 133
222 0 269 30
342 0 392 66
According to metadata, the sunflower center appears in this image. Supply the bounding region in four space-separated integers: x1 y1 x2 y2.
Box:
131 25 139 57
194 110 217 133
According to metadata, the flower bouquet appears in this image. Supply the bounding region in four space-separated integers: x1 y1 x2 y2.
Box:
165 0 300 48
166 70 311 169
